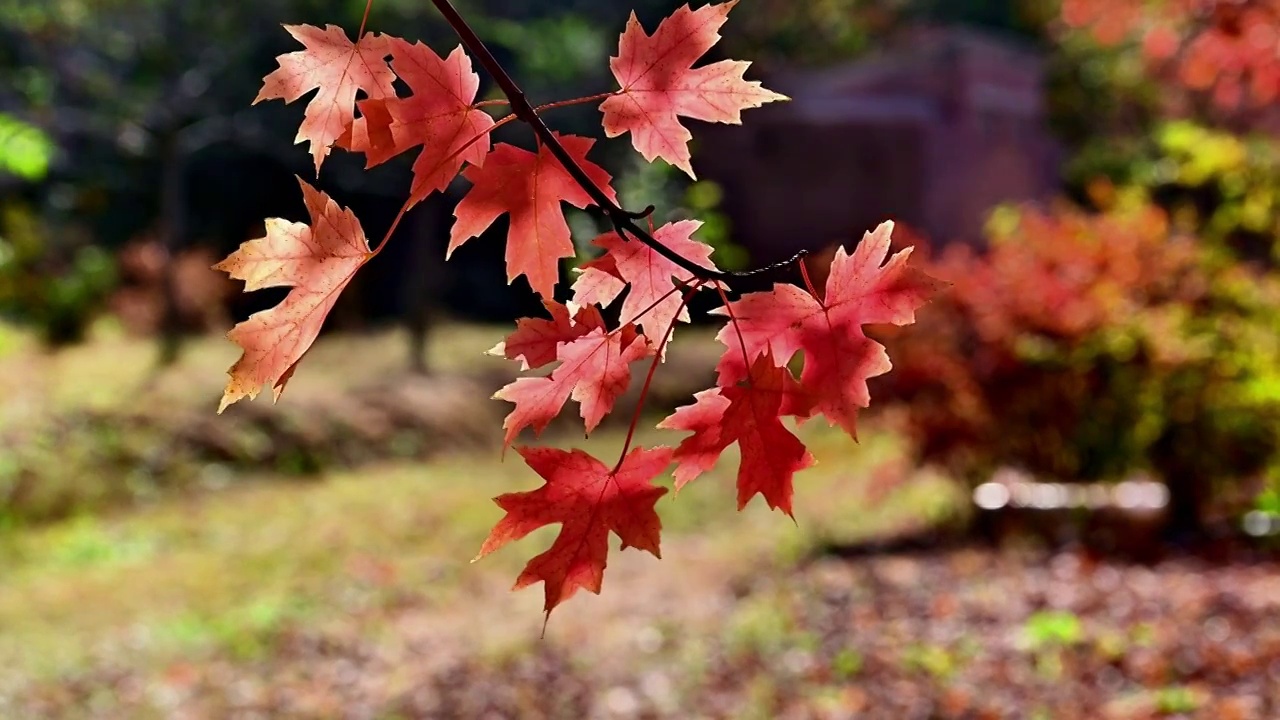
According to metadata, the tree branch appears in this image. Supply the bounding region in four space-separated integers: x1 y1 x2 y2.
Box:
427 0 806 284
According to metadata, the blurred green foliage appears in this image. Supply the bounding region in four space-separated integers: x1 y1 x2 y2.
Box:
1043 29 1162 149
571 155 748 271
0 114 53 181
1154 686 1202 714
479 13 606 85
0 204 116 346
681 179 746 270
0 103 116 346
1022 611 1083 650
1068 120 1280 263
721 0 888 65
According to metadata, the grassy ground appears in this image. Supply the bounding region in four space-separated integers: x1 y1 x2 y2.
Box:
0 422 950 684
0 320 512 424
0 321 514 521
8 437 1280 720
0 321 958 716
0 320 726 524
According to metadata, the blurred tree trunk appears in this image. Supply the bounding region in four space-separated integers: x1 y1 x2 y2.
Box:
1162 469 1207 542
156 135 186 368
403 204 448 374
1152 424 1209 543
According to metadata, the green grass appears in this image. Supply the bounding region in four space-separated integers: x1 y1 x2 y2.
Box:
0 320 731 524
0 421 956 684
0 321 517 426
0 321 959 689
0 319 726 424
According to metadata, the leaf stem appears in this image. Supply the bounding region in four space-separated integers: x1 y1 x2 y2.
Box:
610 278 686 334
427 0 808 285
537 92 617 111
613 282 702 473
356 0 374 39
714 281 754 379
478 92 618 111
369 200 410 257
798 256 820 300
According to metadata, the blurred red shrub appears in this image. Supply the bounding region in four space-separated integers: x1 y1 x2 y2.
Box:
1061 0 1280 109
866 202 1280 532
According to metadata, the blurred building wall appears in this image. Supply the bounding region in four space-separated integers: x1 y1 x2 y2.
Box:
694 24 1063 262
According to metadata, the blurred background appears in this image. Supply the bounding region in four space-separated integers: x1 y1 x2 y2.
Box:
2 0 1280 717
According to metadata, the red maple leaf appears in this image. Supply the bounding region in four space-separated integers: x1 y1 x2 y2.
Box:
338 97 397 161
571 220 717 336
714 221 943 438
339 40 495 206
599 0 787 178
659 351 814 516
449 134 617 299
495 323 652 447
213 178 372 412
255 25 396 174
475 445 672 616
489 300 606 371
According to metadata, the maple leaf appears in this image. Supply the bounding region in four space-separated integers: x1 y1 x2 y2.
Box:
255 25 397 174
659 352 814 516
475 445 672 616
488 300 606 371
478 443 675 617
449 134 617 299
213 178 372 412
495 323 652 447
338 97 397 161
713 221 943 438
599 0 788 178
339 40 495 206
572 220 717 336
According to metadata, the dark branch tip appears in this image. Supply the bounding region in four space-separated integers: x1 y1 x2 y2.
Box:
622 204 655 220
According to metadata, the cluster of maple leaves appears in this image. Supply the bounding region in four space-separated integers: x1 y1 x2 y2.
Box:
1061 0 1280 109
211 0 940 618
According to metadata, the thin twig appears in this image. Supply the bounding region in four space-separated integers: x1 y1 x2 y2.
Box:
356 0 374 39
428 0 807 284
613 282 703 473
713 281 753 376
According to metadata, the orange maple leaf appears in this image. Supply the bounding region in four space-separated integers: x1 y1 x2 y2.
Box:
599 0 788 178
255 25 397 174
213 178 372 413
713 221 944 438
340 39 495 206
494 323 652 447
475 445 672 617
571 220 718 336
488 300 607 371
659 351 814 516
449 133 616 299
